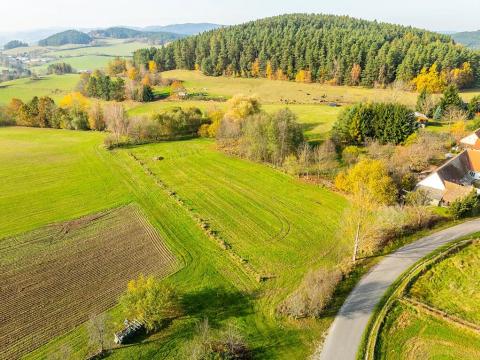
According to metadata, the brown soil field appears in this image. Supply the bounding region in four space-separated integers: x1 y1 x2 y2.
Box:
0 204 177 359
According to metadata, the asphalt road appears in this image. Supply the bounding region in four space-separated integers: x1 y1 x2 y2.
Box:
318 219 480 360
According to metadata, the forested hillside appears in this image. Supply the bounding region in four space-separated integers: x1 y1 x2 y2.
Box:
89 27 184 44
134 14 480 87
452 31 480 49
38 30 92 46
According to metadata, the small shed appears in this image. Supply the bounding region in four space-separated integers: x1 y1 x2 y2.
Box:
114 319 144 345
414 112 429 127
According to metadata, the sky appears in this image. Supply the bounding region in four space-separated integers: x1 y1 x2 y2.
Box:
2 0 480 33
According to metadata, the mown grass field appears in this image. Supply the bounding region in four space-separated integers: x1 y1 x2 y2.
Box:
1 127 349 359
31 55 116 73
0 204 177 359
0 74 80 105
376 241 480 359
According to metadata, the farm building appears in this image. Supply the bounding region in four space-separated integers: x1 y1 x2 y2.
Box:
460 129 480 150
416 149 480 205
414 112 429 127
114 319 144 344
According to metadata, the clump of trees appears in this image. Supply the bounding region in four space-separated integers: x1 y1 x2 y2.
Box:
412 63 475 92
119 275 179 332
47 62 74 75
78 70 126 102
332 102 417 146
3 40 28 50
449 191 480 220
1 93 106 131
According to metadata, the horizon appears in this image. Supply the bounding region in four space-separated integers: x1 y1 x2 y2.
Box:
1 0 480 33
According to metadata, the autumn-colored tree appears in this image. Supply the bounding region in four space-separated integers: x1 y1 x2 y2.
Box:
148 60 158 74
266 61 274 80
335 159 398 205
60 92 89 110
127 66 139 81
251 58 261 77
141 74 151 86
350 64 362 85
449 62 474 89
107 57 127 76
275 69 287 81
295 70 312 83
224 94 261 121
411 64 447 93
119 275 179 332
88 102 105 131
450 120 467 144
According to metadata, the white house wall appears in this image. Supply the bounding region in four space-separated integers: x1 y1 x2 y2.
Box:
461 133 479 146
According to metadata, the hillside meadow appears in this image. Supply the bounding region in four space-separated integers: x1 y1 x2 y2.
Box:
0 127 350 359
376 241 480 359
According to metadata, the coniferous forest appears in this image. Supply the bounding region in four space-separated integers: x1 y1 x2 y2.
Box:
133 14 480 87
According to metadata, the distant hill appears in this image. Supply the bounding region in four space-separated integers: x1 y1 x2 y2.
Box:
89 27 184 44
138 14 479 86
3 40 28 50
38 30 92 46
452 30 480 49
143 23 222 35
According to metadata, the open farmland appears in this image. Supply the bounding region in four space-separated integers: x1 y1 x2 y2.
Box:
0 74 79 105
376 241 480 359
0 204 177 359
1 127 350 359
127 138 349 300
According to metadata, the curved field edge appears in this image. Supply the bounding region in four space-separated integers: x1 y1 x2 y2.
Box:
358 234 480 360
2 128 343 359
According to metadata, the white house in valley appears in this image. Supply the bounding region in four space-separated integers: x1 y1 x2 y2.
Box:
416 149 480 205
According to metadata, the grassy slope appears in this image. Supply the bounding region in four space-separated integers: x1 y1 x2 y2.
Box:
31 55 114 73
1 127 347 359
377 302 480 360
0 74 80 105
409 241 480 325
377 241 480 359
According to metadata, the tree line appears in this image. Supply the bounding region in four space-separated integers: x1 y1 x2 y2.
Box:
132 14 480 87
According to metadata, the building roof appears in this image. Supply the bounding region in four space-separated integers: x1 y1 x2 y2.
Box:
460 129 480 148
442 181 474 204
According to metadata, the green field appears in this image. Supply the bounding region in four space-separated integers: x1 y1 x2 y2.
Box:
0 74 80 105
376 242 480 359
377 302 480 360
0 127 350 359
31 55 116 73
409 242 480 325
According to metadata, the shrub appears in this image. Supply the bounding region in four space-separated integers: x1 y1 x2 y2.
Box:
449 191 480 219
278 267 342 318
342 145 361 165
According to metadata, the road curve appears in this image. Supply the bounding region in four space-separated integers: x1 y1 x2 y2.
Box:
318 219 480 360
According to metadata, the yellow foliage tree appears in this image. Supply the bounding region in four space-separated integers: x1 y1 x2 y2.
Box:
251 58 261 77
350 64 362 85
194 63 200 71
225 94 261 121
411 64 447 93
450 120 467 144
148 60 157 74
449 62 474 89
59 92 89 110
127 67 139 81
266 61 274 80
141 74 151 86
275 69 287 81
295 70 312 83
335 159 398 205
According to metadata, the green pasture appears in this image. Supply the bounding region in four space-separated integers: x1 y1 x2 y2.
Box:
31 55 116 73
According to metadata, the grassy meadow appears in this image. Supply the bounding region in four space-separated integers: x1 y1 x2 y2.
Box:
0 127 350 359
376 241 480 359
31 55 115 73
377 302 480 360
0 74 80 105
